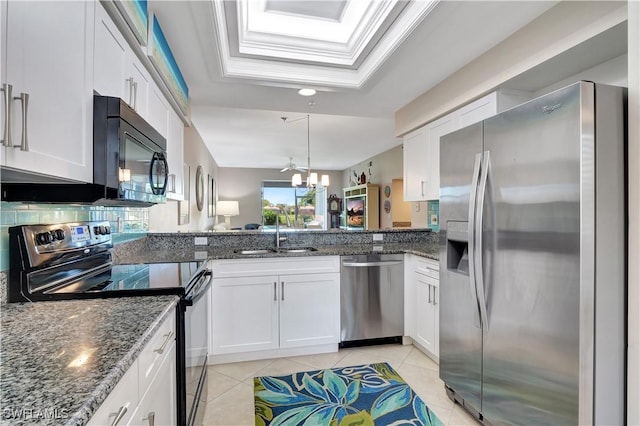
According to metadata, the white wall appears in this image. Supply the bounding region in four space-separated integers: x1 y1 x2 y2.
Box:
533 53 628 97
217 167 343 229
395 1 627 136
148 126 219 232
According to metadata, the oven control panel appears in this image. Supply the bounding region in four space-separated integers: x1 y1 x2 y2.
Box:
10 221 113 268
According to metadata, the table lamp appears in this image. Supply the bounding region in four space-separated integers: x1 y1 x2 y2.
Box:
217 201 239 228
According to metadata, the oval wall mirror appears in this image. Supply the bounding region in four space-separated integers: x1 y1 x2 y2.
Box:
195 165 205 211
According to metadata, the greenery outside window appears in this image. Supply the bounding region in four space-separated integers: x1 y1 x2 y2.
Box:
261 180 326 230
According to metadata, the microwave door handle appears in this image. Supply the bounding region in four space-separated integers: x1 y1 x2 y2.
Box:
149 152 169 195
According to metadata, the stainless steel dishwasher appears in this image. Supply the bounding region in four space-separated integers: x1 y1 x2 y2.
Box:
340 254 404 345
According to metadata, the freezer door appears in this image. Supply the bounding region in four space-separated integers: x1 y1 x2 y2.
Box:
439 122 483 413
480 83 586 424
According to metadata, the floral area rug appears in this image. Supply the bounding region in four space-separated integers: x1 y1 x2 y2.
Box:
254 362 442 426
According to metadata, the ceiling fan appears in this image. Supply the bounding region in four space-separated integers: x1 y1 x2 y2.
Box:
280 157 308 173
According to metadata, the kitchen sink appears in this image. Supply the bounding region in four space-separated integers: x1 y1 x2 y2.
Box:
233 248 276 255
277 247 318 253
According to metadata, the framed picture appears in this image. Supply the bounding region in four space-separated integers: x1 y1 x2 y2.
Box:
208 175 216 218
114 0 148 46
147 13 189 115
178 164 190 225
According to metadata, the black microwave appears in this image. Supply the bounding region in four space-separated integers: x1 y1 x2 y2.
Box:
93 95 168 205
1 95 168 206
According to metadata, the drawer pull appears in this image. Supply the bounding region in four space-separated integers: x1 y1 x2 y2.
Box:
154 331 173 354
108 406 127 426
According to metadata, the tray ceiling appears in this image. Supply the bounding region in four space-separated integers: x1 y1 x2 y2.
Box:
215 0 436 88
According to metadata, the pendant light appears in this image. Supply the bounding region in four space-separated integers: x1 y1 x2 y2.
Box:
282 115 329 188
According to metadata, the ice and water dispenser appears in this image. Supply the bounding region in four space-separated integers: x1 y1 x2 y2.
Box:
446 221 469 275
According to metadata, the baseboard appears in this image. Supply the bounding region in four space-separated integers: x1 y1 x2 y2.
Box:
208 344 338 365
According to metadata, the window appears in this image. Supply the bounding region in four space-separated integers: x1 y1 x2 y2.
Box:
261 180 326 230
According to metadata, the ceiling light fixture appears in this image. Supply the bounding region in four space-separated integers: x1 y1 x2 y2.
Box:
281 115 329 189
298 88 316 96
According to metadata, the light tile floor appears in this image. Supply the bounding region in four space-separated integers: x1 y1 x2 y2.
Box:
199 344 480 425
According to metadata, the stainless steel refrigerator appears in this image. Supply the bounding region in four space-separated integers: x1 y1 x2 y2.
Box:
439 82 626 425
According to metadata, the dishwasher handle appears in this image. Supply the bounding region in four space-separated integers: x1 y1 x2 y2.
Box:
342 260 404 267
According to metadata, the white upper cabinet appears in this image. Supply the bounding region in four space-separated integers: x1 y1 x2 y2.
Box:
94 4 153 124
403 126 428 202
424 114 459 200
166 109 184 200
403 90 530 201
94 4 128 100
2 0 94 182
147 83 169 138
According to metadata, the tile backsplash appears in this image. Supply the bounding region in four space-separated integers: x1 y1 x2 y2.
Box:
427 200 440 232
0 202 149 272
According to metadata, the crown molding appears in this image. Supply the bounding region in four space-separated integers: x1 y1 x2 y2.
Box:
213 0 439 89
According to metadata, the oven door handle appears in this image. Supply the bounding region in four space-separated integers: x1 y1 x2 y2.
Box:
184 270 212 306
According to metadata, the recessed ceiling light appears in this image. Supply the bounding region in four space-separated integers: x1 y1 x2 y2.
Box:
298 88 316 96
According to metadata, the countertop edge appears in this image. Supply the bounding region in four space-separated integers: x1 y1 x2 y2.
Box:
65 296 180 426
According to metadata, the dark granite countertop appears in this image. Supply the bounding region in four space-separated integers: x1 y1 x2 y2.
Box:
0 295 179 426
113 241 440 265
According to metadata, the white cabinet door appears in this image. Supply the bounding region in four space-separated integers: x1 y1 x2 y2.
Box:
414 272 437 354
279 273 340 348
126 57 150 119
93 4 127 100
403 126 429 201
425 114 459 200
166 109 184 200
3 0 94 182
147 83 169 138
129 342 177 426
211 276 279 354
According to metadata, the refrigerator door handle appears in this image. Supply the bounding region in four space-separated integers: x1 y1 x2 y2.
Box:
468 153 482 329
475 150 491 332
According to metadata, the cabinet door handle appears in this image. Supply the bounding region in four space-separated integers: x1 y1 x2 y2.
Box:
144 411 155 426
427 284 432 304
153 331 173 354
281 281 285 301
126 77 134 106
108 406 127 426
433 286 437 306
132 81 138 110
13 93 28 151
273 282 277 301
1 83 12 147
420 180 425 196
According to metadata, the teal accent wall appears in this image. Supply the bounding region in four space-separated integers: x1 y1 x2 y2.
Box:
0 202 149 272
427 200 440 232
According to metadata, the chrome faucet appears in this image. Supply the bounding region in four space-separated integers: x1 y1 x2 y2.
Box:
276 219 287 248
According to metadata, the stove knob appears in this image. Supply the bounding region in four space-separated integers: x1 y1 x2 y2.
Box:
93 226 101 235
54 229 65 241
104 226 111 235
99 225 107 235
36 232 52 245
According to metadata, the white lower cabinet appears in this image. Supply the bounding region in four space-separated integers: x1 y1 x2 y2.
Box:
210 257 340 358
88 314 176 425
414 271 439 356
128 342 176 426
212 275 280 353
405 254 440 359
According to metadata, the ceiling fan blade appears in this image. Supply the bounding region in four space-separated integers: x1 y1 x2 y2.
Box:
280 167 289 172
